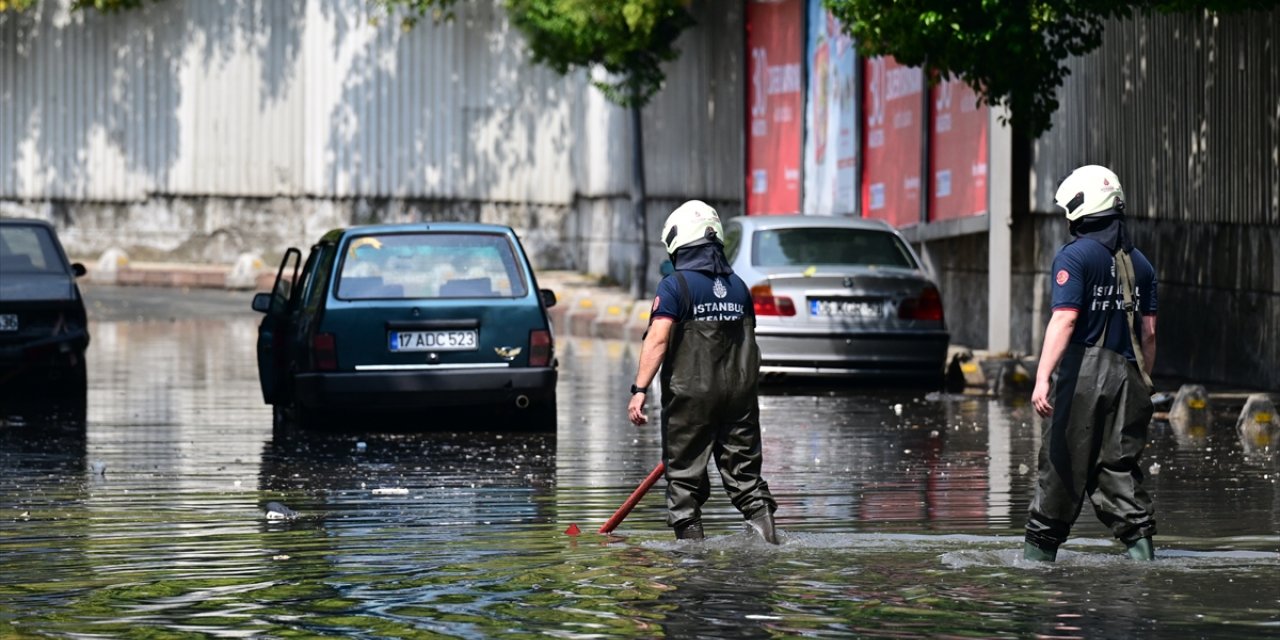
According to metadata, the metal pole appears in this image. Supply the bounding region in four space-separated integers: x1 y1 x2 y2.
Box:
630 98 649 300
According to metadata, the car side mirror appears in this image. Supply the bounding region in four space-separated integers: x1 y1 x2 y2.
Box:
71 263 87 278
539 289 557 308
251 292 272 313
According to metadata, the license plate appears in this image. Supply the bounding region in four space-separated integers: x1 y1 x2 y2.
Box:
0 314 16 332
388 330 478 352
809 299 883 319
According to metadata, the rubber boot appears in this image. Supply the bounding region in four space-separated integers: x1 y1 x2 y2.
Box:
674 521 704 541
1125 537 1155 561
747 511 779 545
1023 541 1058 562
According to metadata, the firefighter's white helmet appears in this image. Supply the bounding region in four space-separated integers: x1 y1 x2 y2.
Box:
1054 164 1125 221
661 200 724 254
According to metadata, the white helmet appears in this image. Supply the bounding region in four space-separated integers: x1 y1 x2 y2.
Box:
661 200 724 254
1054 165 1125 221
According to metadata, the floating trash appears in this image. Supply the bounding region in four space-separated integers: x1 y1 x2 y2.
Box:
265 501 298 520
372 487 409 496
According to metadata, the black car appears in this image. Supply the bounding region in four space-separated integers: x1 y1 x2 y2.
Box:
0 219 90 388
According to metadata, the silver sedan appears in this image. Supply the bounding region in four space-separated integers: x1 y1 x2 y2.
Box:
724 215 949 379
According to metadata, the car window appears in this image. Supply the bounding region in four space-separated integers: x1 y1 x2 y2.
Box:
751 228 917 269
303 244 336 312
289 246 321 313
336 232 528 300
0 225 64 274
723 222 742 262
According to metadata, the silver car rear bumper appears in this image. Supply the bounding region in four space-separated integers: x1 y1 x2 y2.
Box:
755 329 948 377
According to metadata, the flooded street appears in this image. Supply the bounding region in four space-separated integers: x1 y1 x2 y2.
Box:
1 286 1277 638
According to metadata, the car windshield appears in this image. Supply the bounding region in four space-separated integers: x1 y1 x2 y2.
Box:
336 232 528 300
0 225 66 275
752 227 917 269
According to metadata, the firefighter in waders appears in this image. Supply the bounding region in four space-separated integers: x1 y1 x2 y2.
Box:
627 200 779 543
1025 165 1159 562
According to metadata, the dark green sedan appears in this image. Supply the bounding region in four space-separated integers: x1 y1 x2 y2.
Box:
253 223 558 430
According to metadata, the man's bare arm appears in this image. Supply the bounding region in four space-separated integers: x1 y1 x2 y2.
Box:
1032 309 1078 417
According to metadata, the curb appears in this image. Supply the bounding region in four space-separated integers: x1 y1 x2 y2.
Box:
78 253 273 291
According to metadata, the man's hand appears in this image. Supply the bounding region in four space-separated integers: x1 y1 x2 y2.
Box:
628 392 648 425
1032 379 1053 417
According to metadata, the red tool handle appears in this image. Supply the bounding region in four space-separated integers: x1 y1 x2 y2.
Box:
598 461 665 534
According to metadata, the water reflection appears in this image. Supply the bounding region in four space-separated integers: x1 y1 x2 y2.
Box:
0 313 1276 638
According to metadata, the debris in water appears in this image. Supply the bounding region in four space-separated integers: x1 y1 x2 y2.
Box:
564 523 581 536
265 501 298 520
372 487 409 496
1017 463 1030 475
893 404 904 416
272 554 291 561
1148 462 1162 475
90 461 106 476
356 441 367 452
18 511 29 520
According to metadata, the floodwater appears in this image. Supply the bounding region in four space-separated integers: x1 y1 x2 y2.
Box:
1 287 1277 639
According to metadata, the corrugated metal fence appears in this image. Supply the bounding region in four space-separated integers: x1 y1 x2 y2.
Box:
1032 8 1279 227
0 0 742 205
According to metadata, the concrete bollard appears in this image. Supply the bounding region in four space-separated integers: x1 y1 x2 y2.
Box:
591 300 631 340
92 248 129 284
1167 384 1212 448
1236 394 1279 456
566 296 599 337
977 355 1033 395
627 300 652 342
227 252 266 290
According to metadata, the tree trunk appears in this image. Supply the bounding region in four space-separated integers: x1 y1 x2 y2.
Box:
629 101 649 300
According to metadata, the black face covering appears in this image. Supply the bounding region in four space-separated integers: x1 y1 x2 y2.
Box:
670 242 733 276
1070 211 1132 253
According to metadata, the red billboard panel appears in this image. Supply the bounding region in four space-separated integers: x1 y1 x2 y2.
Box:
746 0 803 215
861 56 923 228
929 77 989 221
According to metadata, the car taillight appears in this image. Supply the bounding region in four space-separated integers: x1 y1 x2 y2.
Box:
750 283 796 317
313 333 338 371
899 286 944 322
529 329 553 367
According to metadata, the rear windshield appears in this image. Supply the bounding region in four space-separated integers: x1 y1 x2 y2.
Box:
752 228 917 269
337 232 528 300
0 225 66 274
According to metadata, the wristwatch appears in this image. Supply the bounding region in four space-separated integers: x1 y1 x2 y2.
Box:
630 384 648 394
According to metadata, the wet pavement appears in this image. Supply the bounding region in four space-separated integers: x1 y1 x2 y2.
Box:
0 285 1277 638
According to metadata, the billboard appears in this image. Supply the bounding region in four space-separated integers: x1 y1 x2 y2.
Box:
929 77 989 221
861 56 923 227
746 0 804 215
802 0 857 216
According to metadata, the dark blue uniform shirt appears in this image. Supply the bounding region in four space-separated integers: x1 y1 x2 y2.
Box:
1050 238 1157 362
652 271 753 322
